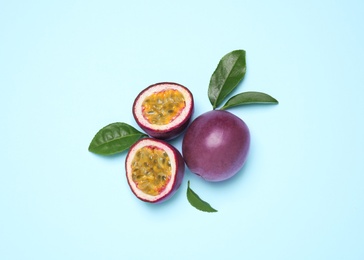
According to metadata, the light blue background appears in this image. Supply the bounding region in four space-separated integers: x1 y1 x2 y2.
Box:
1 1 364 259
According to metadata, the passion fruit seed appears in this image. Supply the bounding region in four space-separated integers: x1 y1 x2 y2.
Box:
142 89 186 125
131 146 172 196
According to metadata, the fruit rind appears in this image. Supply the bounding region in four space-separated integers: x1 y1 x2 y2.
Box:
133 82 194 140
125 138 185 203
182 110 250 182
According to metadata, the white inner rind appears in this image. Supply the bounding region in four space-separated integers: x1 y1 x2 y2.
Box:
134 83 192 130
126 139 176 202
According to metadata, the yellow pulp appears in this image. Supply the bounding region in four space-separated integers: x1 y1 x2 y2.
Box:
131 146 172 196
142 89 186 125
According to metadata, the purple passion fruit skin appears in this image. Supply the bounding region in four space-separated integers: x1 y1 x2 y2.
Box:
132 82 194 140
182 110 250 182
125 138 185 203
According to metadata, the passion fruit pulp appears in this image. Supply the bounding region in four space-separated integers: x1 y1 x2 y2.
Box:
125 138 185 203
133 82 194 140
182 110 250 182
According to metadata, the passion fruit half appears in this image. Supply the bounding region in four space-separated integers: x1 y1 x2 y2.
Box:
133 82 194 140
125 138 185 203
182 110 250 182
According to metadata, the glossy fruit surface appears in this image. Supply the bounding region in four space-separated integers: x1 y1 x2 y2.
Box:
182 110 250 182
133 82 194 140
125 138 185 203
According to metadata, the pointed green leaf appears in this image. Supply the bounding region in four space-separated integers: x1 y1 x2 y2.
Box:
187 181 218 213
208 50 246 109
220 91 279 110
88 122 147 155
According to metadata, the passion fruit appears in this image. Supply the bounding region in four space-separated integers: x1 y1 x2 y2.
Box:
182 110 250 182
125 138 185 203
133 82 194 140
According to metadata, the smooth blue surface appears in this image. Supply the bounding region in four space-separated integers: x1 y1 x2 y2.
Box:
1 1 364 259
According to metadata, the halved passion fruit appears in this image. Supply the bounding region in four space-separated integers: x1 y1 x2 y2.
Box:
125 138 185 203
132 82 194 140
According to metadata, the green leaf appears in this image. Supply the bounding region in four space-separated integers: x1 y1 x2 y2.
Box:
220 91 279 110
88 122 147 155
208 50 246 109
187 181 218 213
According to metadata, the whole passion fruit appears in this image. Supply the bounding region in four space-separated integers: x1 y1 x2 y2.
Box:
182 110 250 182
133 82 194 140
125 138 185 203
